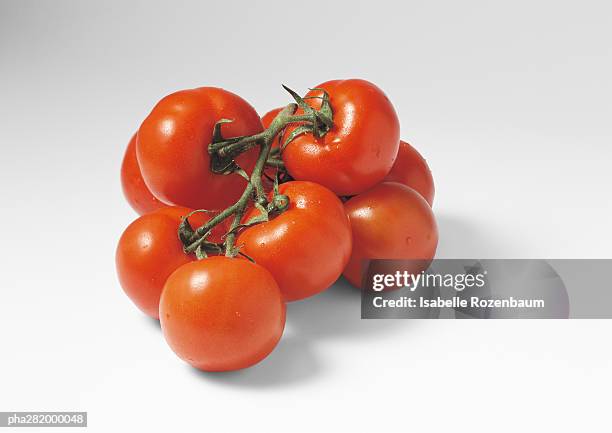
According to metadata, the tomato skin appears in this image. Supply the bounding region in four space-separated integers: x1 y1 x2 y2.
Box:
237 181 352 301
160 257 285 371
385 140 435 206
343 182 438 288
115 206 218 319
120 133 165 215
282 79 400 196
137 87 262 210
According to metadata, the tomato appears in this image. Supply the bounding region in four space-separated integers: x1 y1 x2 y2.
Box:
120 133 165 215
116 206 221 319
385 140 435 206
282 79 400 196
160 256 285 371
237 181 352 301
343 182 438 288
137 87 262 210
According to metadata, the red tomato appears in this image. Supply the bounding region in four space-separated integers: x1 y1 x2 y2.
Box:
160 256 285 371
120 133 165 215
343 182 438 288
116 206 221 319
237 181 352 301
282 79 400 196
385 140 435 206
137 87 262 210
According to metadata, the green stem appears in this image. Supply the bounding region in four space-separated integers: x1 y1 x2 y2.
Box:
181 85 336 258
265 158 285 168
186 103 304 257
214 107 315 158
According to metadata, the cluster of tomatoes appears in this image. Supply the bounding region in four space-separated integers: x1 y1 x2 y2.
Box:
117 79 438 372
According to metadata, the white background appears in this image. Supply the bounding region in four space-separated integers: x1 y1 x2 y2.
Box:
1 1 611 431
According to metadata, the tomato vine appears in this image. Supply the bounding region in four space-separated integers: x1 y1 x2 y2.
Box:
178 86 334 258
